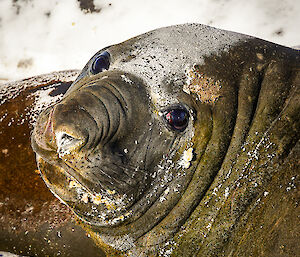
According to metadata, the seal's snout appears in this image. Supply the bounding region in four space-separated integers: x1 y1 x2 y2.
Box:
33 100 98 157
50 100 100 152
33 78 132 157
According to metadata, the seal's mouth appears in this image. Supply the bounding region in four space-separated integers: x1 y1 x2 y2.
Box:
34 152 133 226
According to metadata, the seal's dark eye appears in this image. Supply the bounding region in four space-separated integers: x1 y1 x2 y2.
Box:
91 51 110 75
164 108 189 131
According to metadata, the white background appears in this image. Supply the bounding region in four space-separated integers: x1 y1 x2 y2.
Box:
0 0 299 81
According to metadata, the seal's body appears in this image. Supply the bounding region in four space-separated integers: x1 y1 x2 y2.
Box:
0 71 105 257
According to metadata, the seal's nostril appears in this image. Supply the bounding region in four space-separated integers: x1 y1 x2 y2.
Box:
55 131 83 158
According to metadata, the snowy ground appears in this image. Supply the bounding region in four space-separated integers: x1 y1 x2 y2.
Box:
0 0 299 83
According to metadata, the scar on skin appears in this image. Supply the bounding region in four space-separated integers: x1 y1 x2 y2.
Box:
183 66 222 104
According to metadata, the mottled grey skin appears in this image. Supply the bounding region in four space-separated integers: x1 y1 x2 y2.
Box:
31 24 300 256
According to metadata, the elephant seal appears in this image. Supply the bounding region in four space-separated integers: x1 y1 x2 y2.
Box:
10 23 300 256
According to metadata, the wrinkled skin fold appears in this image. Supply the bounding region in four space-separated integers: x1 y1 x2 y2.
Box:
31 24 300 256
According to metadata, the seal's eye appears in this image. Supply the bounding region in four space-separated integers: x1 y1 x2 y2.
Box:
164 107 189 132
91 51 110 75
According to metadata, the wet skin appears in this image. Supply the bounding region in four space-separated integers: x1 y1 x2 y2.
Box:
2 24 300 256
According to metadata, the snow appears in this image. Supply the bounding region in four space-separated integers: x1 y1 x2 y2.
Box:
0 0 299 83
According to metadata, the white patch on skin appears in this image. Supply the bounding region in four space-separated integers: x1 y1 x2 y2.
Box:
206 217 214 232
1 71 79 140
92 194 103 205
81 193 89 203
67 174 130 224
224 187 230 199
67 179 131 226
30 86 60 122
0 113 8 122
159 187 170 202
29 71 78 125
285 176 297 192
179 147 193 169
108 214 127 225
120 74 133 84
99 233 136 252
90 193 121 209
159 239 176 257
107 189 116 195
1 149 8 155
55 131 82 158
69 179 81 188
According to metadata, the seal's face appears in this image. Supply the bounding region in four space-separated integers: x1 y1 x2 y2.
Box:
31 47 199 227
31 24 248 248
32 24 263 252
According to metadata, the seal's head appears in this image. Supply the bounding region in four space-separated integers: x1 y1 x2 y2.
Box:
32 24 218 230
31 24 300 255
